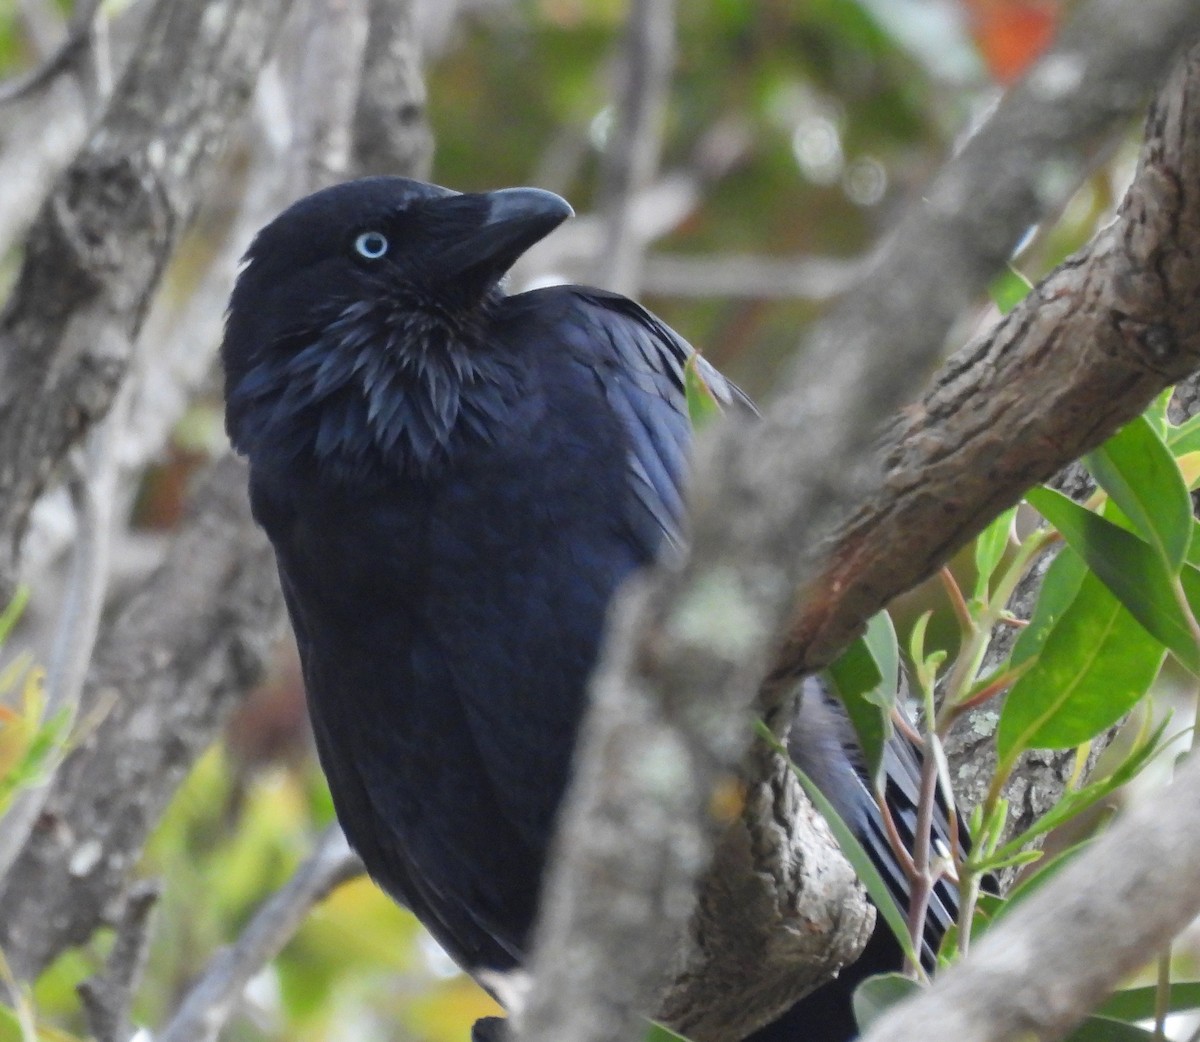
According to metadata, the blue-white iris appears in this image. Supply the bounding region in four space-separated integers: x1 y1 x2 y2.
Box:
354 231 389 260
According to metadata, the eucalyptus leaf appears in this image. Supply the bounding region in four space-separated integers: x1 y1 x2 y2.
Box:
988 264 1033 314
996 572 1164 760
967 846 1042 875
1167 409 1200 455
1062 1016 1159 1042
852 973 921 1034
862 610 900 708
644 1021 694 1042
988 715 1170 868
1009 545 1087 669
826 641 887 787
994 841 1092 922
0 586 28 648
826 612 898 786
973 507 1017 601
1025 487 1199 674
1098 982 1200 1021
1177 452 1200 492
1144 387 1173 437
1085 415 1191 573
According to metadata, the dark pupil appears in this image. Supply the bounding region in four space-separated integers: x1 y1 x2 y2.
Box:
357 232 387 258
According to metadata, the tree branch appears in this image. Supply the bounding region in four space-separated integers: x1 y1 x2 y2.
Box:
158 826 362 1042
352 0 434 179
0 0 104 106
283 0 369 195
593 0 675 295
0 380 134 881
642 252 866 301
0 456 284 982
512 5 1200 1042
77 879 161 1042
0 0 295 593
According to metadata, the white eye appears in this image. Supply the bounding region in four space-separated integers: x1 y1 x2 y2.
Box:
354 231 389 260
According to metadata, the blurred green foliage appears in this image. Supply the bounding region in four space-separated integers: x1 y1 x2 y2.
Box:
426 0 974 393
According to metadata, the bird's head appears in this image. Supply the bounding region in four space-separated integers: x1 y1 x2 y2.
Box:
221 176 573 479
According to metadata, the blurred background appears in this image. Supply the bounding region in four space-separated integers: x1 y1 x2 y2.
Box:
0 1 1147 1039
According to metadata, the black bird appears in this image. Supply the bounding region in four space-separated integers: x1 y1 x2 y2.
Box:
222 176 956 1041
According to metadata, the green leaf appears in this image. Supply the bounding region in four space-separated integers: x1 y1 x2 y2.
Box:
993 841 1092 920
1085 416 1192 573
1062 1016 1159 1042
1144 387 1173 438
973 507 1017 601
644 1021 694 1042
0 707 72 815
1097 982 1200 1021
986 715 1171 869
1025 486 1199 674
0 586 28 648
757 721 921 971
862 609 900 705
907 610 945 691
0 999 84 1042
684 354 722 430
826 612 898 786
1187 519 1200 570
988 264 1033 314
1009 545 1088 669
1167 409 1200 455
852 973 920 1034
1177 452 1200 491
996 571 1164 760
968 846 1042 874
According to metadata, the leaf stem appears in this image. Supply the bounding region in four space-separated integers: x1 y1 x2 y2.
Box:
1154 945 1172 1042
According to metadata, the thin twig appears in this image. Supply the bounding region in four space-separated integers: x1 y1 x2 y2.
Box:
904 733 941 975
875 785 918 882
0 0 104 106
0 381 132 882
642 251 867 301
157 826 362 1042
47 380 132 719
77 880 161 1042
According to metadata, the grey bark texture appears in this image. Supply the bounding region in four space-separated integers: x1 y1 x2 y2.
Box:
353 0 435 179
0 457 282 982
0 0 294 594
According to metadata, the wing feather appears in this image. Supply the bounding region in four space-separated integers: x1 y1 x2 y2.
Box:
546 286 754 560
